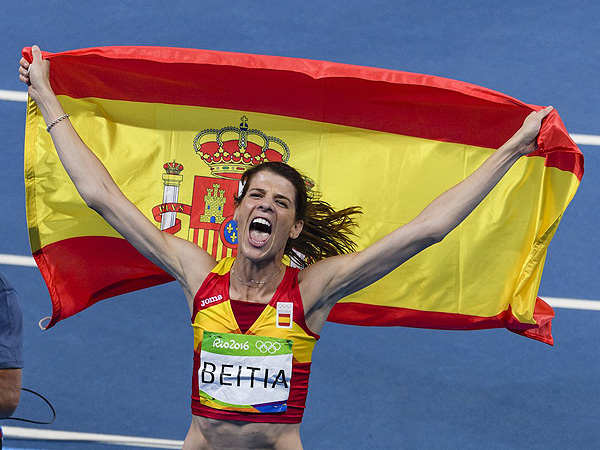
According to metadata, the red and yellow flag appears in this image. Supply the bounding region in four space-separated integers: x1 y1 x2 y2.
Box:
23 47 583 343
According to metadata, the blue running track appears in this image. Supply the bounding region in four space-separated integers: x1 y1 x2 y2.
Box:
0 1 598 449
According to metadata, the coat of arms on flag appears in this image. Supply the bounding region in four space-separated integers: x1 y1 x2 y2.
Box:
151 116 291 259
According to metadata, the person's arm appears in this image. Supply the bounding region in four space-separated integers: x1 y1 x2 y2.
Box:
19 46 215 303
0 369 21 417
301 107 553 328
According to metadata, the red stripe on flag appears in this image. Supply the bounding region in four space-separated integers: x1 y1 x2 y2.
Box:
22 46 583 180
328 298 554 345
33 236 174 328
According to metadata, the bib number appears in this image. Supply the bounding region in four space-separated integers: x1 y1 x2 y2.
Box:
198 331 293 413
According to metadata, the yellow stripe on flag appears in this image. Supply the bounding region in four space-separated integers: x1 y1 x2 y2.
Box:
26 95 577 321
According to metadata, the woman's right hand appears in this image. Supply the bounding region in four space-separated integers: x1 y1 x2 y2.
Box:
18 45 52 104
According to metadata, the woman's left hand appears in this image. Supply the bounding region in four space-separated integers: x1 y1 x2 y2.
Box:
511 106 554 157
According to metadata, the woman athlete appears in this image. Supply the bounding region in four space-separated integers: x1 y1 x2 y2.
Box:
20 45 553 450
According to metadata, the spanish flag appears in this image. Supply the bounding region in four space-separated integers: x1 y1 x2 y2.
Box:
23 47 583 344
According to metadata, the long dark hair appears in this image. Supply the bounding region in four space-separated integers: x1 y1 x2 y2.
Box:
234 162 362 268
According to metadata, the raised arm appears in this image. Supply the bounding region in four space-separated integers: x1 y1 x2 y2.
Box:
19 46 215 305
300 107 553 329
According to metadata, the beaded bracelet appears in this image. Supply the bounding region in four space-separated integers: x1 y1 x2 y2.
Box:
46 114 70 132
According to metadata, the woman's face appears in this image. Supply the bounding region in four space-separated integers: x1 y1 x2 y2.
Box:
235 170 304 264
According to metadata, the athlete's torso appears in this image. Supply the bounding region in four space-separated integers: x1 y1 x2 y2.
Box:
190 257 319 424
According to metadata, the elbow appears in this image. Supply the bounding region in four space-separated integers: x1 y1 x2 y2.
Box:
417 233 444 253
428 229 447 245
79 181 112 213
419 219 451 247
0 390 21 418
418 216 445 242
85 196 103 213
0 368 22 418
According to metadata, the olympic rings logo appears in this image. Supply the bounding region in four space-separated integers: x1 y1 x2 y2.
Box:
255 341 282 354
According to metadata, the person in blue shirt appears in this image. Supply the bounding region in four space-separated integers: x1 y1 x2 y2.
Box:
0 271 24 423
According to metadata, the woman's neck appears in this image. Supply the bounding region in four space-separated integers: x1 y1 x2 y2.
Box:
229 256 285 303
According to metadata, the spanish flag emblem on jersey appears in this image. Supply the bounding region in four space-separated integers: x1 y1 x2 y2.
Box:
276 303 294 329
23 46 582 344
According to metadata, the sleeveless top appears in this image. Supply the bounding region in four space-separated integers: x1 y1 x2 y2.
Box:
190 257 319 423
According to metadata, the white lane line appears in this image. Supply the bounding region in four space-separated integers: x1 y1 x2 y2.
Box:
3 426 184 449
0 89 28 102
0 254 36 267
1 88 600 147
569 134 600 146
544 297 600 311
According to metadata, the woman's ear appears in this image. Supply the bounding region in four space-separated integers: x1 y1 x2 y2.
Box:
289 220 304 239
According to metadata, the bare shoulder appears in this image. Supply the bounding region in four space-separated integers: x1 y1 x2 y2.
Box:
298 257 337 301
299 251 360 292
298 253 358 318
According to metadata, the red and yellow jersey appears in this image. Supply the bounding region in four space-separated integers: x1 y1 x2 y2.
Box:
191 257 319 423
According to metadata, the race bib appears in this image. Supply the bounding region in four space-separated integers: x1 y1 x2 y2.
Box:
198 331 293 413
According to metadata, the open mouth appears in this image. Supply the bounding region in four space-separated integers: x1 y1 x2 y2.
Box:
248 217 272 246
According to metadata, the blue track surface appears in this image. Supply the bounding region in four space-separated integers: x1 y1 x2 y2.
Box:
1 1 598 449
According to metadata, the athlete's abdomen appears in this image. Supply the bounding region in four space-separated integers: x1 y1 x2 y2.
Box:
186 415 303 450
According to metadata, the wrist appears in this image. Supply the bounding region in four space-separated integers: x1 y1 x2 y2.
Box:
503 131 531 156
34 82 56 103
33 87 63 119
496 140 525 165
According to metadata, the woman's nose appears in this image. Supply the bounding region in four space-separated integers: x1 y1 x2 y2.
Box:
258 198 274 212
